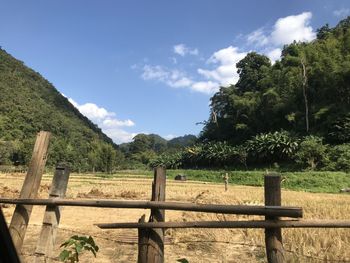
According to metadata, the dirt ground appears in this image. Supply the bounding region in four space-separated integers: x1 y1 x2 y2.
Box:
0 173 349 263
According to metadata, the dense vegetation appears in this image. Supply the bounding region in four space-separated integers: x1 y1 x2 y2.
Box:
151 17 350 172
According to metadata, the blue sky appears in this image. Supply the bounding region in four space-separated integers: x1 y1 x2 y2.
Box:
1 0 350 143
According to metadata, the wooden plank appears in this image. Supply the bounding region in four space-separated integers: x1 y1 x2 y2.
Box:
34 164 70 263
9 131 51 253
96 220 350 229
0 199 303 218
138 167 166 263
264 174 285 263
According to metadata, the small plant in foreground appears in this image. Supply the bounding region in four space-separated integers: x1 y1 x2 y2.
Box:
59 235 99 262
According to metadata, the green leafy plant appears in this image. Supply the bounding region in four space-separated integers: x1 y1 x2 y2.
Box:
326 143 350 171
245 131 299 162
59 235 99 262
327 114 350 143
294 136 328 170
149 141 247 169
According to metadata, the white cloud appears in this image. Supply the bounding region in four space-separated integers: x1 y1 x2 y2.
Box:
191 81 219 94
142 65 194 88
102 118 135 128
75 102 115 120
173 44 199 56
247 28 269 46
266 48 282 64
245 12 316 62
141 64 221 94
333 8 350 18
270 12 316 46
68 98 136 144
142 65 169 81
102 128 138 144
198 46 247 86
169 76 193 88
140 46 246 94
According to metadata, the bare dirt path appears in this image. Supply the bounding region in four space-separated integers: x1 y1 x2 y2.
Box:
1 173 349 262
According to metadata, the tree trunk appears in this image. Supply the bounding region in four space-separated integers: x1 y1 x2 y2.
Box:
301 59 309 133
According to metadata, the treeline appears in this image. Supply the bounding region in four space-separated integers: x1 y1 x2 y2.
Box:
0 137 124 173
151 17 350 171
150 131 350 171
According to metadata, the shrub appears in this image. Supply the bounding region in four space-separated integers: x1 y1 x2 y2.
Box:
327 114 350 143
245 131 299 163
149 152 183 169
294 136 328 170
326 143 350 171
149 141 247 169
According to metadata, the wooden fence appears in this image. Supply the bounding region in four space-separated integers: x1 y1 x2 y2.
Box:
1 131 350 263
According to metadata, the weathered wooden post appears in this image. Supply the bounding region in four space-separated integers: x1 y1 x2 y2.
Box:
34 164 70 262
138 167 166 263
223 173 229 191
9 131 51 253
264 173 285 263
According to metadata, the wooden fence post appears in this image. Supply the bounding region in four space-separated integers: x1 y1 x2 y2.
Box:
34 164 70 262
264 173 285 263
138 167 166 263
9 131 51 253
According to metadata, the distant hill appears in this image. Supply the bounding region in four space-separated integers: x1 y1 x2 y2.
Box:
120 134 197 153
0 48 122 171
119 133 197 167
168 134 197 149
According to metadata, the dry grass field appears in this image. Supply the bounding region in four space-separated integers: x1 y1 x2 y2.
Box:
0 173 349 262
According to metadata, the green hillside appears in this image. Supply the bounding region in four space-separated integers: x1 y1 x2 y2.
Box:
0 48 123 172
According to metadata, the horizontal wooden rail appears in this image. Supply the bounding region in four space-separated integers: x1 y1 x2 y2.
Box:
96 220 350 229
0 198 302 218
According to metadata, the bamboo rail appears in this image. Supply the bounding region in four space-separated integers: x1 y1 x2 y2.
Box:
95 220 350 229
0 198 303 218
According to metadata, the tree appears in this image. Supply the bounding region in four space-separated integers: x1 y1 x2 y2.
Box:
236 52 271 93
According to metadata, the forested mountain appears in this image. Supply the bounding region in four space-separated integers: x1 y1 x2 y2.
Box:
0 48 123 171
168 135 197 149
200 17 350 144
